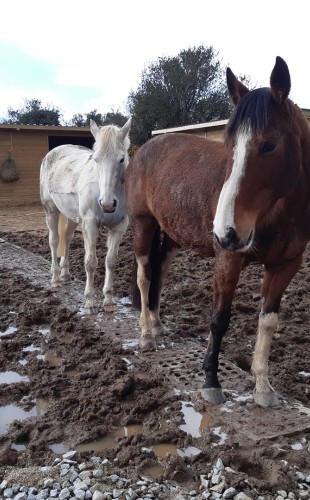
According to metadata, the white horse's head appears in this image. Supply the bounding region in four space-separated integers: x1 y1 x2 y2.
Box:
90 118 131 213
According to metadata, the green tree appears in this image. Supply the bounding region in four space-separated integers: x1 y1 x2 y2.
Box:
127 45 233 145
102 110 128 127
70 113 85 127
2 98 62 125
69 109 128 128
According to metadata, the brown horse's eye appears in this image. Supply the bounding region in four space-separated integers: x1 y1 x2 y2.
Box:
260 141 276 154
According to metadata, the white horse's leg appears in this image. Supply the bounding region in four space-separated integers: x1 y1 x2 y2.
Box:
82 217 99 314
59 218 78 281
44 206 61 288
103 216 128 312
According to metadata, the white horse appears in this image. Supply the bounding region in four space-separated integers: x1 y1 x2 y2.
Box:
40 118 131 313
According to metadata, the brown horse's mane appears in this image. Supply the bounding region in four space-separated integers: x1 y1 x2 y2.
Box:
225 87 273 138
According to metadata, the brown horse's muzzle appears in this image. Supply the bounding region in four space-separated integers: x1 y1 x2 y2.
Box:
215 226 254 252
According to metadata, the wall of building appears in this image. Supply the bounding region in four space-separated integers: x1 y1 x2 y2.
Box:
0 126 92 204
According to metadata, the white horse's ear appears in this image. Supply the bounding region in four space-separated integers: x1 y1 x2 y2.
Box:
90 119 100 139
120 117 132 140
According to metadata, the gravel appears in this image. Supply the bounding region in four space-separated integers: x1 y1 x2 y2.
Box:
0 452 309 500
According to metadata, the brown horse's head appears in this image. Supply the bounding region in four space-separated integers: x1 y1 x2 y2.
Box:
213 56 301 252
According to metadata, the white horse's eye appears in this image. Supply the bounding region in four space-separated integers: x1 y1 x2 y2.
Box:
119 157 125 164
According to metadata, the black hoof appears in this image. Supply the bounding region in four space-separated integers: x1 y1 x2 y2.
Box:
201 387 226 404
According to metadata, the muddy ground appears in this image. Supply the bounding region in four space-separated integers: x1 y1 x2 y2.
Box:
0 202 309 498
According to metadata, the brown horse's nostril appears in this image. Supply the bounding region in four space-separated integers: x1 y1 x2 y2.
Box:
217 227 238 250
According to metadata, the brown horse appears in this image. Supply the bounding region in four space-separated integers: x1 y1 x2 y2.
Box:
125 57 310 407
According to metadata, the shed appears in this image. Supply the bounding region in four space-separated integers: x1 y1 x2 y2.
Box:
0 124 93 203
152 109 310 141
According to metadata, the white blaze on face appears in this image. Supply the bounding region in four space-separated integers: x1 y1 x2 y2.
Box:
213 128 252 239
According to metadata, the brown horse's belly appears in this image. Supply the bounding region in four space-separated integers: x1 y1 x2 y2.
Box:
155 209 215 257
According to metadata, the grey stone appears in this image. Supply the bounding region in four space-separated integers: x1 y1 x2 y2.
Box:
223 487 237 499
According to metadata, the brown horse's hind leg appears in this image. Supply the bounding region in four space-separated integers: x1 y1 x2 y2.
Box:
149 232 179 336
252 254 302 407
202 252 243 404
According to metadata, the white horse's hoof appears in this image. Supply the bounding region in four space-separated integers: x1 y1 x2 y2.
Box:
201 387 226 404
60 274 71 282
84 305 98 315
254 390 279 407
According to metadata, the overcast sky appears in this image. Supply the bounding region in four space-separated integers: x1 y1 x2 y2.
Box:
0 0 308 123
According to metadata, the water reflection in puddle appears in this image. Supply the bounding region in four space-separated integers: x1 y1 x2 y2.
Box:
37 353 63 366
36 398 50 416
141 463 165 479
38 326 51 336
212 426 228 446
0 372 29 384
152 443 201 458
179 401 212 438
49 443 69 454
23 344 41 353
122 338 139 350
152 443 178 458
0 404 36 435
11 443 27 451
76 424 143 452
18 359 28 366
0 398 51 437
0 326 17 337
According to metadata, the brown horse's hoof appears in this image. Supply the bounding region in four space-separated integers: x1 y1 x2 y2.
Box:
254 390 279 407
139 334 157 352
201 388 226 404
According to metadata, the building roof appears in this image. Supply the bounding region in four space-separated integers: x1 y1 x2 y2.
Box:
0 124 90 133
152 119 227 136
152 108 310 136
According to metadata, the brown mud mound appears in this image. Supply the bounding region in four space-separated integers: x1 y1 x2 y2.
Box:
0 203 309 497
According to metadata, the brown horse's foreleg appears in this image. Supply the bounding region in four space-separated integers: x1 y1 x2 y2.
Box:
202 252 243 404
137 254 156 351
252 254 302 407
133 218 158 351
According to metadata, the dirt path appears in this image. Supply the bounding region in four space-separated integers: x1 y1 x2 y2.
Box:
0 203 309 498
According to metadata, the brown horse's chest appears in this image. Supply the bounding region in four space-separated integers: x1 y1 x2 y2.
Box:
248 224 308 267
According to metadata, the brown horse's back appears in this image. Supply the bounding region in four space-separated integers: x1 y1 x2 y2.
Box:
125 133 226 255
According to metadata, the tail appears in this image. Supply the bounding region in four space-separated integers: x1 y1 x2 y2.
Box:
57 213 67 258
131 226 162 310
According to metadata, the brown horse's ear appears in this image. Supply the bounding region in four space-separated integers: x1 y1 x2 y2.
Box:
226 67 249 105
270 56 291 103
